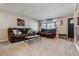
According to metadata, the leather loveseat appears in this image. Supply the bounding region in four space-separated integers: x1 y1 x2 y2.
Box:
8 28 30 43
38 29 56 38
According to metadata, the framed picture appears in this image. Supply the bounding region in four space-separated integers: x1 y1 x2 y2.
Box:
61 20 63 25
17 18 25 26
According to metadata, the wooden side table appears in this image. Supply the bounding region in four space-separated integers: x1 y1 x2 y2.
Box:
59 34 67 39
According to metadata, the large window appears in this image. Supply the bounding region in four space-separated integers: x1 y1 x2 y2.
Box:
41 19 58 29
47 22 56 29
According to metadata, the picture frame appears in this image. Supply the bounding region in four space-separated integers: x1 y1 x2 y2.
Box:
17 18 25 26
61 20 63 25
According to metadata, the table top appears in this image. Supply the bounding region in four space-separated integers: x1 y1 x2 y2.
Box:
25 35 40 38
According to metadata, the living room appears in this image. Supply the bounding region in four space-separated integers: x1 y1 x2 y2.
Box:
0 3 79 56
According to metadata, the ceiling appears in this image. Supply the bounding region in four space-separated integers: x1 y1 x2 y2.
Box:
0 3 74 20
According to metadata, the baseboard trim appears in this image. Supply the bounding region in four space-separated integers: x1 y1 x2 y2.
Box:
0 39 8 42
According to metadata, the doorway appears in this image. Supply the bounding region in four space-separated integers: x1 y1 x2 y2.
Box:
68 18 74 42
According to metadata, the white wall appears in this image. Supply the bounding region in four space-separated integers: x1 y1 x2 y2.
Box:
0 10 38 41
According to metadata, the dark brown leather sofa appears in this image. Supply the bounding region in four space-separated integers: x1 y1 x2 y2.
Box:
38 29 56 38
8 28 30 43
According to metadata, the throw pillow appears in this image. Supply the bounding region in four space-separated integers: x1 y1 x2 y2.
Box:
13 30 17 35
16 31 22 35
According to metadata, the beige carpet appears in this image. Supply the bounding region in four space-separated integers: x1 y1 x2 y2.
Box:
0 37 79 56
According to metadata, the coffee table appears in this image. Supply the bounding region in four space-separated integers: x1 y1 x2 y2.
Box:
24 35 41 45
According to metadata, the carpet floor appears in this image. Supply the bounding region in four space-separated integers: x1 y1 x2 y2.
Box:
0 37 79 56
